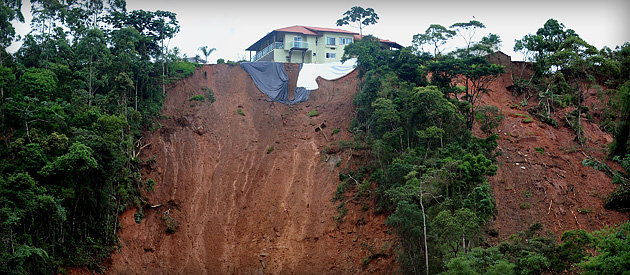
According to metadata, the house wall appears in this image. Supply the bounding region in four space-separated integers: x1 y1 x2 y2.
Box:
262 32 354 63
314 32 354 63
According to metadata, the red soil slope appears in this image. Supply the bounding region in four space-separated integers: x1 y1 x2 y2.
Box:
96 61 627 274
479 71 628 242
105 64 395 274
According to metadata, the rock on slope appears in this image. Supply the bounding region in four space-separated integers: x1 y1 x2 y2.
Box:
479 71 628 242
106 64 395 274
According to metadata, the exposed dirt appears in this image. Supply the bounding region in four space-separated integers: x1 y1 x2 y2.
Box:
479 70 628 242
104 64 396 274
88 59 629 274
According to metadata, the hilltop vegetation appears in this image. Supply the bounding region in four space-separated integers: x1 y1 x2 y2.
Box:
1 0 629 273
337 16 630 274
0 0 195 273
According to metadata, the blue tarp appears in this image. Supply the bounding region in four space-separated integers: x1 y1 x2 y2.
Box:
240 62 289 103
241 59 357 105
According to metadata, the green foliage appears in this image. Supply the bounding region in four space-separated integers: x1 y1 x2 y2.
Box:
335 6 379 37
433 208 481 259
216 58 225 64
266 146 274 154
440 247 515 275
202 86 215 103
168 61 196 80
475 105 504 134
0 1 180 272
535 147 544 154
581 223 630 274
236 108 245 116
198 46 215 64
611 81 630 157
189 94 205 102
307 109 319 117
162 213 178 234
412 24 455 58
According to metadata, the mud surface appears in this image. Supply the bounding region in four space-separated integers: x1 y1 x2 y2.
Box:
99 63 628 274
106 64 395 274
479 72 628 242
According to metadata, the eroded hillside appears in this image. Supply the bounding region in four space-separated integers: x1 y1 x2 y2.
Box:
101 61 628 274
106 64 395 274
480 70 628 242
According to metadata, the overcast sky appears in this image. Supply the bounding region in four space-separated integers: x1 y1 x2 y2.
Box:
8 0 630 62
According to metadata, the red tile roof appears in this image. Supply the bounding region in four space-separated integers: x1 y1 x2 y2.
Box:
273 25 359 36
300 26 358 35
246 26 401 51
274 26 319 36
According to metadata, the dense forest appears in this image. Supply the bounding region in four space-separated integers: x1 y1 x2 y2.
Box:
1 1 629 274
0 0 197 273
335 12 630 275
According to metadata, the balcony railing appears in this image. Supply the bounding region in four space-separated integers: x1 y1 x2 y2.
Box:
291 41 309 48
252 42 284 62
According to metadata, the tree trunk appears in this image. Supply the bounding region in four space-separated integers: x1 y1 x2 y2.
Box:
577 76 583 144
419 193 429 275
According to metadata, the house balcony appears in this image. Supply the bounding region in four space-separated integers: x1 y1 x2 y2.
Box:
290 41 309 49
252 42 284 62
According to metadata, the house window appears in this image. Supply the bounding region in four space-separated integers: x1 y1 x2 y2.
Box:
339 37 352 45
326 53 336 59
326 37 336 45
294 36 303 48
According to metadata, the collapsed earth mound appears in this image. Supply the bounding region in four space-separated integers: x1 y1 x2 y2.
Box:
106 64 395 274
102 60 627 274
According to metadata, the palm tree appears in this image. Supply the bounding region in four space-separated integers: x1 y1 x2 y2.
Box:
198 46 216 64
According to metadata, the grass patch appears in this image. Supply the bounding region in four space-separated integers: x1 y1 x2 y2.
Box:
237 109 245 116
577 207 592 214
515 113 533 123
189 94 205 102
307 110 319 117
535 147 545 155
202 86 215 103
266 146 274 154
520 202 532 209
331 128 340 135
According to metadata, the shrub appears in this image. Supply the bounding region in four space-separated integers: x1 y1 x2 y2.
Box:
217 58 225 64
331 128 340 135
475 105 505 134
266 146 274 154
162 214 179 234
535 147 544 155
134 210 144 223
189 95 205 102
169 62 195 78
237 109 245 116
202 86 215 103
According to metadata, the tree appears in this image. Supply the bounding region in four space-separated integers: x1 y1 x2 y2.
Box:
0 0 24 65
75 28 111 107
611 81 630 156
449 20 486 57
551 36 598 143
198 46 215 64
514 18 578 75
336 6 379 37
412 24 455 60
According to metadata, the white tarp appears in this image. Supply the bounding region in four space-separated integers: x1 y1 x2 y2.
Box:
296 58 357 90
